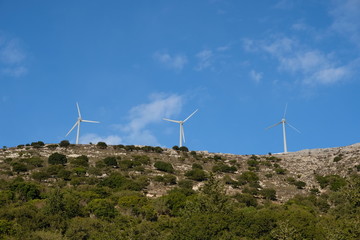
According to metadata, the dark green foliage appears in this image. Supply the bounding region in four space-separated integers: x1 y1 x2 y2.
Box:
103 156 118 167
132 155 151 165
260 188 277 200
172 145 180 151
154 174 177 185
99 173 148 191
32 171 50 181
212 163 237 173
31 141 45 148
97 141 108 149
294 181 306 189
154 161 174 173
11 162 28 173
275 167 287 175
233 193 258 207
333 154 343 162
185 169 207 181
48 152 67 165
10 182 41 201
59 140 70 148
192 163 203 170
71 155 89 167
47 144 58 150
237 171 259 185
316 175 347 191
179 146 189 152
24 157 44 167
87 199 116 219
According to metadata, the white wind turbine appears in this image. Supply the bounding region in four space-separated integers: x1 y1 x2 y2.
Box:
163 109 198 147
267 104 300 153
65 102 100 144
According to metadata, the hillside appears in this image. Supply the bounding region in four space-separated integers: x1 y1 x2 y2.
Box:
0 142 359 239
1 142 359 201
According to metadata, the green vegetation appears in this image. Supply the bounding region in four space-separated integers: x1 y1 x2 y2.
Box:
154 161 175 173
0 143 359 239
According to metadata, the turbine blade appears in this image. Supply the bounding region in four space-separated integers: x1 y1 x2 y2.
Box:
183 109 198 122
163 118 181 123
266 122 282 129
287 122 301 133
66 121 79 137
283 103 288 119
81 120 100 123
76 102 82 118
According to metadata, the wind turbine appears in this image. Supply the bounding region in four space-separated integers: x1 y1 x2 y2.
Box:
266 104 300 153
163 109 198 147
65 102 100 144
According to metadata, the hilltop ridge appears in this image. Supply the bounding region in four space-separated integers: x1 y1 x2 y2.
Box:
1 142 359 202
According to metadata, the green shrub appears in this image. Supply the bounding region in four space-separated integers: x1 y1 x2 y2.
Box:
333 154 343 162
87 199 115 219
179 146 189 152
154 161 174 173
294 180 306 189
47 144 58 150
237 171 259 185
103 157 118 167
97 142 108 149
32 171 50 181
260 188 277 200
11 162 28 173
48 152 67 165
185 169 207 181
192 163 203 170
172 146 180 151
31 141 45 148
233 193 258 207
212 163 237 173
275 168 286 175
25 157 44 167
59 140 70 148
316 175 346 191
71 155 89 167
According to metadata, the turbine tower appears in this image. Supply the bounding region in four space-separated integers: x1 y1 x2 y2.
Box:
267 104 300 153
163 109 198 147
65 102 100 144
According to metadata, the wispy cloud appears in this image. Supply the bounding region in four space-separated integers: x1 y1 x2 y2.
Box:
80 134 122 145
194 45 231 71
0 34 27 78
195 49 213 71
330 0 360 47
153 51 188 71
118 93 183 146
244 36 353 86
249 70 263 83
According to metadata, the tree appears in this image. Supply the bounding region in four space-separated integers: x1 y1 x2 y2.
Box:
48 152 67 165
103 157 118 167
97 142 107 149
59 140 70 148
154 161 175 173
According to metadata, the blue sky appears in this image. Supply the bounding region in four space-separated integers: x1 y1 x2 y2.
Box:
1 0 360 155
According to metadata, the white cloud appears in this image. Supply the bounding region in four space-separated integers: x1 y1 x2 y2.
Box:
248 36 352 86
118 93 183 146
80 134 122 145
249 70 263 83
330 0 360 47
0 34 27 78
195 49 213 71
153 51 188 71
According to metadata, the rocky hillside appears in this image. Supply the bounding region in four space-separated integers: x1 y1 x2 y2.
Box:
1 142 359 202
